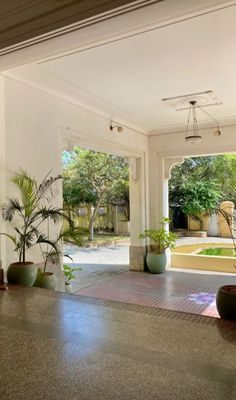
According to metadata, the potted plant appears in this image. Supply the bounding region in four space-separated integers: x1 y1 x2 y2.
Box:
63 264 82 293
34 225 82 290
139 218 177 274
1 169 69 287
212 208 236 320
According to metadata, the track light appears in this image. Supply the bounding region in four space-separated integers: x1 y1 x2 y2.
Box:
110 122 123 133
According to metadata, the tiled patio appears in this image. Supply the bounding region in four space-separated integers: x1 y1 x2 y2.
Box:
74 269 236 318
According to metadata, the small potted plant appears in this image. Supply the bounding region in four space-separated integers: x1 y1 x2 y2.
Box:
34 225 83 290
139 218 177 274
63 264 82 293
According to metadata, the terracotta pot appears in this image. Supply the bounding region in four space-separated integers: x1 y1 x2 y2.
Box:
7 262 37 287
216 285 236 320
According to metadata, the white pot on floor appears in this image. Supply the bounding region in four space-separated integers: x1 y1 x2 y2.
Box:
65 284 73 293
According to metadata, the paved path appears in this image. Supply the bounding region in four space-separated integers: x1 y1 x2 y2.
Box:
63 244 129 291
64 243 129 264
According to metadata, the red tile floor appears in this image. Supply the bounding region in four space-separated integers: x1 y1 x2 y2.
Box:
75 270 236 318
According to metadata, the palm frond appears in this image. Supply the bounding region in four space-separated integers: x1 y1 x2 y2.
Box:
3 198 23 221
0 232 17 246
36 233 61 255
11 169 38 215
43 250 61 265
34 206 64 224
59 225 83 246
38 173 62 202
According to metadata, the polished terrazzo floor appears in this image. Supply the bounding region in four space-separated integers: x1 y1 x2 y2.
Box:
0 286 236 400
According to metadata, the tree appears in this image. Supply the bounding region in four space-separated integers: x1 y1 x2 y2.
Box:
169 155 236 228
63 148 129 240
182 181 221 230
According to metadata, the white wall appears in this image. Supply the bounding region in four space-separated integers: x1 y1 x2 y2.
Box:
2 76 148 267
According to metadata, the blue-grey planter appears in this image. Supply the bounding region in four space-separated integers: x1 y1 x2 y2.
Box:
146 252 167 274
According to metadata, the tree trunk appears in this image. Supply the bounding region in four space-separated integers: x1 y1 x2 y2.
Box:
88 197 102 241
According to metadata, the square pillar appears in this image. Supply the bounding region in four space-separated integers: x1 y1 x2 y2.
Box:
129 156 147 271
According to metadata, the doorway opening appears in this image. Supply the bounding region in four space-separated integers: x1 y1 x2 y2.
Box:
62 145 130 293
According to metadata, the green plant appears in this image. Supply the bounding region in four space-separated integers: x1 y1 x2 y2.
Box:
182 181 221 230
139 218 177 254
39 224 83 275
63 264 82 285
1 169 81 272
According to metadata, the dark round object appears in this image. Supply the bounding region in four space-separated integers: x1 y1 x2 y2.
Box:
216 285 236 320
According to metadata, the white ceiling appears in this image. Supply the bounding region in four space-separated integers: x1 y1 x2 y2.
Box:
5 1 236 134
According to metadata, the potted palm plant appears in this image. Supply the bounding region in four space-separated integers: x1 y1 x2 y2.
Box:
1 169 68 287
34 224 82 290
139 217 177 274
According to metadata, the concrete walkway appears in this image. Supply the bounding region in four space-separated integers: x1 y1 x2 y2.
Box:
176 236 234 246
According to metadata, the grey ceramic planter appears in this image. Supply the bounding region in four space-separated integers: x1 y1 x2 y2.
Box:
7 262 37 287
34 272 56 290
146 252 167 274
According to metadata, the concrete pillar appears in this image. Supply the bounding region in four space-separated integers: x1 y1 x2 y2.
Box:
219 201 234 238
129 156 147 271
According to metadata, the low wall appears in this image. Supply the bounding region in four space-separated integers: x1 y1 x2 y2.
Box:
172 243 236 273
172 252 236 273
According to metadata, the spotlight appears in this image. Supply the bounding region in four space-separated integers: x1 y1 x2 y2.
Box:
110 122 123 133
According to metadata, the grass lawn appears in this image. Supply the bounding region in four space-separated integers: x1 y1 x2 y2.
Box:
66 230 130 247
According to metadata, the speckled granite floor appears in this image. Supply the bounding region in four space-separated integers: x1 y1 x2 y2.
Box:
0 286 236 400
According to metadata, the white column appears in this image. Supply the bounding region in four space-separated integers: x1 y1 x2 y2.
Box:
149 154 184 268
129 156 147 271
0 76 6 270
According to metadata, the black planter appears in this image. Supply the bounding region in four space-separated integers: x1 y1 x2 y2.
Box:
216 285 236 320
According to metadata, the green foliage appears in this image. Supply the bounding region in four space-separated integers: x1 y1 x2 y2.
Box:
169 155 236 211
139 218 177 254
62 148 129 240
182 181 221 216
63 264 82 285
63 148 129 206
1 169 79 270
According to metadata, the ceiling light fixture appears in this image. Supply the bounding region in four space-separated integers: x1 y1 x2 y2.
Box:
109 122 123 133
185 100 221 145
